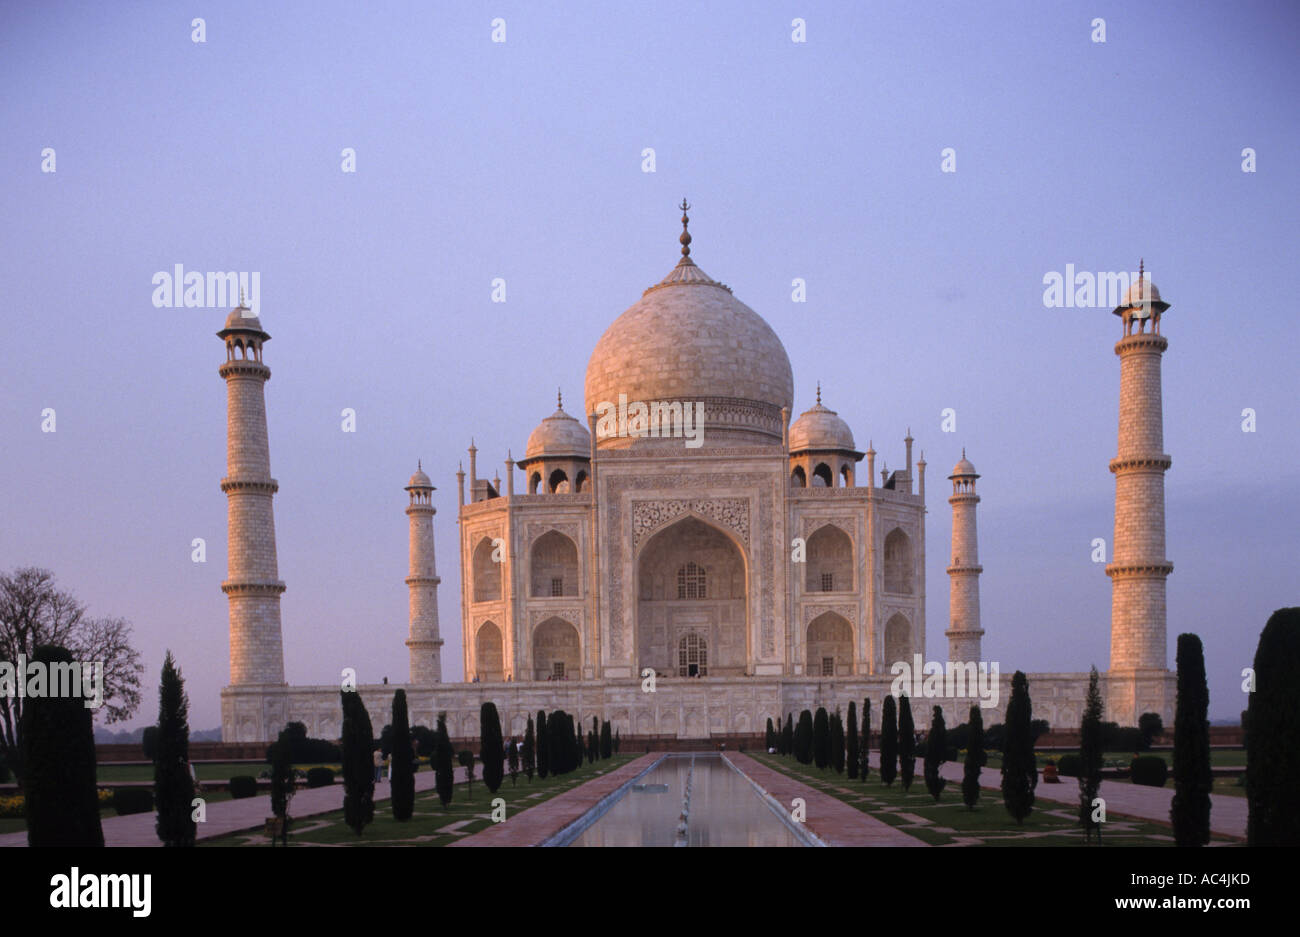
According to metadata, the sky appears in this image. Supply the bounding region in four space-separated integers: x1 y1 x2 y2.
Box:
1 0 1296 729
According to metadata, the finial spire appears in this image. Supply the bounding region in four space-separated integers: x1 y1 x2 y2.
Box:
557 387 563 410
679 198 692 258
816 381 821 405
239 286 246 308
418 459 422 471
962 447 966 459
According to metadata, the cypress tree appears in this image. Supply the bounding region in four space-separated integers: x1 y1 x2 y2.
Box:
21 645 104 847
154 650 196 847
600 719 612 759
962 705 984 810
1247 608 1300 845
813 707 830 769
434 711 454 807
480 701 504 794
507 738 519 785
547 710 568 775
860 699 871 781
846 702 859 780
587 730 596 764
1079 666 1104 841
782 713 794 757
1001 670 1036 824
389 689 415 820
923 705 947 801
830 710 845 773
536 709 550 779
765 717 776 752
522 716 536 782
794 710 814 764
269 726 295 845
614 728 620 753
341 689 375 834
880 695 898 786
898 695 916 791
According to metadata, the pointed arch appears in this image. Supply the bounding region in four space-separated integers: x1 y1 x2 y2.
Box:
883 527 913 594
472 536 501 602
530 530 578 597
806 523 853 592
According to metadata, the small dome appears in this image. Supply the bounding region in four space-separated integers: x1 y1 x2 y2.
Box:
789 399 855 452
222 306 264 332
407 465 433 489
949 450 978 478
525 404 591 460
1112 270 1170 317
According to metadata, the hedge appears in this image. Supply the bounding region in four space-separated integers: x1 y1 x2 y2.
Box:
229 775 259 799
112 788 154 816
306 766 336 789
1130 755 1169 787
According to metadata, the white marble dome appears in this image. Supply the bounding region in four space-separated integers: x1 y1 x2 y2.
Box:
525 403 591 460
584 255 794 447
789 400 855 452
221 306 264 332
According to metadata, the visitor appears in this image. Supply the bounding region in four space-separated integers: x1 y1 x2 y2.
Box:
373 747 383 783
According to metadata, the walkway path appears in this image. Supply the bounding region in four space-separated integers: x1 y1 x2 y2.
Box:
724 752 927 846
938 763 1247 839
451 754 659 846
0 766 475 847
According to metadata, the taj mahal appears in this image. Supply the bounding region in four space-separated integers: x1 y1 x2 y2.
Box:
218 204 1177 744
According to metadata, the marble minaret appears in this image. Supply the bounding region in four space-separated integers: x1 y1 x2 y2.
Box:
1106 262 1173 722
945 450 984 662
217 300 286 685
404 462 444 683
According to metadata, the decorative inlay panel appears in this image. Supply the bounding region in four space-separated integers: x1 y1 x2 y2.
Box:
632 498 750 548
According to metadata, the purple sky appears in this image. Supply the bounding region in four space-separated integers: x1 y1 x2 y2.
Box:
2 1 1296 729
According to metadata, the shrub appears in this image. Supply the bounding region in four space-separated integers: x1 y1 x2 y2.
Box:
1114 727 1147 752
1130 755 1169 787
113 788 154 815
228 775 258 799
0 760 9 784
266 721 341 763
1055 753 1084 777
0 795 27 818
141 726 159 762
306 766 335 788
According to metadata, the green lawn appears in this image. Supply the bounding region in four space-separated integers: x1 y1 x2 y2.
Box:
750 753 1238 847
201 754 640 847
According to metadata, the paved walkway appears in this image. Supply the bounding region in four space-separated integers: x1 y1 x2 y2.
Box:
451 754 659 847
0 766 474 847
938 763 1248 840
724 752 927 846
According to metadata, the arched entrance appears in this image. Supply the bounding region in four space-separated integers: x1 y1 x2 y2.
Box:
635 516 748 677
884 612 911 672
806 611 853 676
475 620 504 682
532 617 580 681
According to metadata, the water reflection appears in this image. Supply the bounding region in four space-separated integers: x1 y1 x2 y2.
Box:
568 755 804 847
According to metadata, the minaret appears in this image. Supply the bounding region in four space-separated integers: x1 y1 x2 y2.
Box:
945 450 984 662
217 298 286 686
1106 262 1173 721
404 462 444 683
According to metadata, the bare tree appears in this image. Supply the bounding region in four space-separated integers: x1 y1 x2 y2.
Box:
0 567 144 781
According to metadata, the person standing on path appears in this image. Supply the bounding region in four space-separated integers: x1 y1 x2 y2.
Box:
373 747 383 783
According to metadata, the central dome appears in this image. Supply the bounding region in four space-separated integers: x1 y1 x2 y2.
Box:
584 247 794 449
